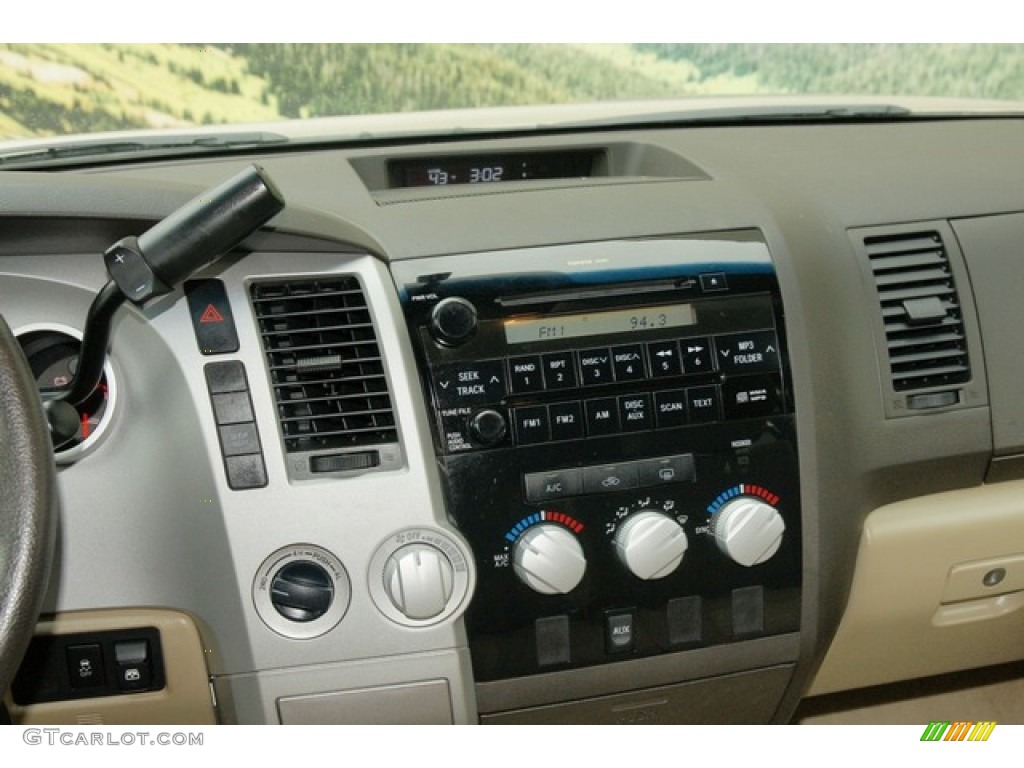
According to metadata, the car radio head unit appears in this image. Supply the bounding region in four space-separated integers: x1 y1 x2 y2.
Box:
393 232 801 685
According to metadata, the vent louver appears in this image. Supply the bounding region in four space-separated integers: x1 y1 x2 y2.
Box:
251 277 398 454
865 231 970 392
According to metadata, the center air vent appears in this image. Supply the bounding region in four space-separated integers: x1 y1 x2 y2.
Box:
250 277 399 466
864 231 971 394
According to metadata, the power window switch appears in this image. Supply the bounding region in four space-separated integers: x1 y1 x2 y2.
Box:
66 644 105 690
114 640 152 692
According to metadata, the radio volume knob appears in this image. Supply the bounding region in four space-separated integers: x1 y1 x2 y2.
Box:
614 511 688 580
430 297 478 346
513 524 586 595
713 497 785 567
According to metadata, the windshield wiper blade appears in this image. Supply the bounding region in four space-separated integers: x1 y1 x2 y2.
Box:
0 131 289 169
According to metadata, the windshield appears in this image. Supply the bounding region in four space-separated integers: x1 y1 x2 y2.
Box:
2 43 1022 145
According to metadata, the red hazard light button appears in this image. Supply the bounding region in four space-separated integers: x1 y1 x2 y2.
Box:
185 279 239 355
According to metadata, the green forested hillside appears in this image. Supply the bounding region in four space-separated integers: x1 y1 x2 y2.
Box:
638 44 1024 101
2 43 1024 140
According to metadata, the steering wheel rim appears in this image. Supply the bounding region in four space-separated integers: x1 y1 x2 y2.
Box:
0 315 58 697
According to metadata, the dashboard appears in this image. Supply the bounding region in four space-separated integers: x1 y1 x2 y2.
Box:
2 108 1024 724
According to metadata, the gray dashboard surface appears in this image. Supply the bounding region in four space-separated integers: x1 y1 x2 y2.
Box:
2 115 1021 722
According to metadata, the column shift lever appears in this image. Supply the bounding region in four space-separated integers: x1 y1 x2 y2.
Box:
45 164 285 447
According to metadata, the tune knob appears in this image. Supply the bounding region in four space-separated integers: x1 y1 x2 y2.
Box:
712 497 785 566
383 543 455 621
430 296 478 346
467 408 507 447
614 510 688 580
513 524 586 595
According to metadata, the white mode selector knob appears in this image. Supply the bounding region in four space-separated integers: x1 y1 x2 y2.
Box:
713 497 785 567
513 524 586 595
614 510 688 580
383 543 455 620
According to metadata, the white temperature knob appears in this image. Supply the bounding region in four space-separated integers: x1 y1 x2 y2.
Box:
513 524 586 595
383 543 455 620
713 497 785 567
614 510 688 580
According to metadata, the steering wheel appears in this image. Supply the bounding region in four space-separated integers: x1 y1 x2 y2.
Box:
0 315 58 697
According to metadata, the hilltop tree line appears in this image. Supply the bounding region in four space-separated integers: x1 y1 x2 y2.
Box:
4 44 1024 140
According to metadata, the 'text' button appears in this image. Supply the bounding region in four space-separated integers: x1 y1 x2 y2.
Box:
687 386 720 424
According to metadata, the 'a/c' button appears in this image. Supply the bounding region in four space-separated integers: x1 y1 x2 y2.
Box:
524 469 581 502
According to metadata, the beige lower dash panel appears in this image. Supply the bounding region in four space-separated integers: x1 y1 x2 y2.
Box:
5 608 215 725
810 481 1024 696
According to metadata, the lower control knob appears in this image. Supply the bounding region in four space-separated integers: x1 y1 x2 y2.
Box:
513 524 586 595
614 510 688 580
270 561 334 622
383 544 455 621
468 409 507 447
713 497 785 567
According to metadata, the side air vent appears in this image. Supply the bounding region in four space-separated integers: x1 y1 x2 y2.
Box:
250 277 399 462
865 231 970 393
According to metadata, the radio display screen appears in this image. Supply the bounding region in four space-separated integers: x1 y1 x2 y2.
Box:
504 304 696 344
388 150 598 188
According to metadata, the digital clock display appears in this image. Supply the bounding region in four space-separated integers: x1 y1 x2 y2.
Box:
389 150 598 188
504 304 696 344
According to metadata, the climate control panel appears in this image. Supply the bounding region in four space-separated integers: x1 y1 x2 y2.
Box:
394 234 801 681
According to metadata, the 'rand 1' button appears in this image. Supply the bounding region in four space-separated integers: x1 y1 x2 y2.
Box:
509 355 544 393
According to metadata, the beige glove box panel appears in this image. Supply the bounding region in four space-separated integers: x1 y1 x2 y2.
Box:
810 481 1024 695
5 608 215 725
